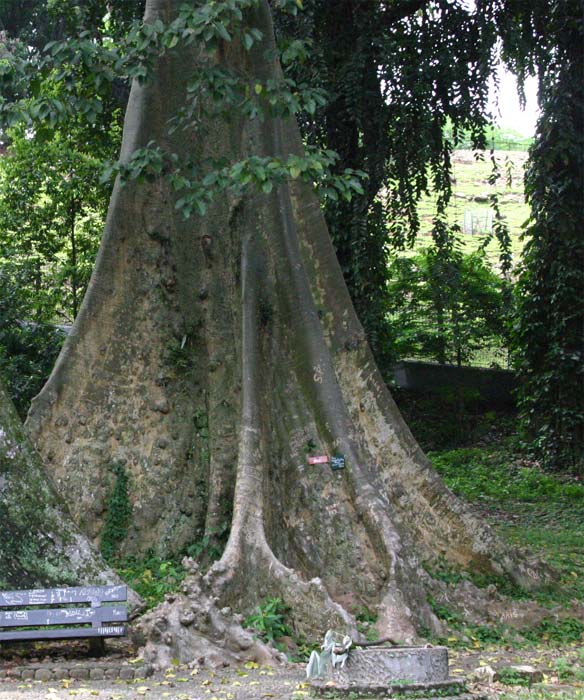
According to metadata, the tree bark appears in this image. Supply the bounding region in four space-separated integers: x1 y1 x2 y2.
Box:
25 0 547 660
0 380 133 595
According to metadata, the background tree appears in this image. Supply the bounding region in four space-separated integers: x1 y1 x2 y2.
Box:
506 0 584 472
0 0 130 412
0 378 128 591
0 0 144 49
387 247 508 368
0 271 65 418
0 119 118 323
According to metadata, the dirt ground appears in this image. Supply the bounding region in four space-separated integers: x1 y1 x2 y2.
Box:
1 640 583 699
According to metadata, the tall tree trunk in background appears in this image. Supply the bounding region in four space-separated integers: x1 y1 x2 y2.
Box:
0 381 131 594
26 0 546 663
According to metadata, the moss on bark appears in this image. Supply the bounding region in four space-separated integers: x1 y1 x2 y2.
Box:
0 381 127 591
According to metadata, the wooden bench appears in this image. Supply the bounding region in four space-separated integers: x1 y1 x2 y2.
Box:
0 585 127 655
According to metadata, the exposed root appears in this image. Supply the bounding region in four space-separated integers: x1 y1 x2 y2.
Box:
427 575 584 633
133 533 364 668
132 559 285 670
206 532 359 640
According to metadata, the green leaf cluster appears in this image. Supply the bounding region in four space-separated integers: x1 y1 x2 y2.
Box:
116 553 187 609
387 247 509 367
100 463 132 563
244 597 293 643
511 1 584 473
0 271 65 419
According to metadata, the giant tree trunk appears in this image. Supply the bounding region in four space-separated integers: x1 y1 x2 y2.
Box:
0 381 130 593
26 0 545 657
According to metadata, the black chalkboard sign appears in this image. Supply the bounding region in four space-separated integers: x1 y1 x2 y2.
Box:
330 455 345 471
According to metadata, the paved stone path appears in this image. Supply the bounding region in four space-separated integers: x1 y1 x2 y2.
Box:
0 663 307 700
2 644 583 699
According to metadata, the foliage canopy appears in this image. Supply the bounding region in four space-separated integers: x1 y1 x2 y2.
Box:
0 0 582 471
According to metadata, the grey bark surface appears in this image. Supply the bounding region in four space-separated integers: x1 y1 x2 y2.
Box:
0 382 134 599
25 0 547 661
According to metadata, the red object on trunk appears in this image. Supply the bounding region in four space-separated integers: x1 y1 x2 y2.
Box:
308 455 329 465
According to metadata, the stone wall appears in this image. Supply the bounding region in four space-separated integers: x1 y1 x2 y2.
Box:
0 662 154 681
393 360 517 405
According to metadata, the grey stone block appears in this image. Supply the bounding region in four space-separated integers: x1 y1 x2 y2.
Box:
34 668 53 681
70 666 90 680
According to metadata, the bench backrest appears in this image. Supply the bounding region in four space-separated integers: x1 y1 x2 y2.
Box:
0 585 127 641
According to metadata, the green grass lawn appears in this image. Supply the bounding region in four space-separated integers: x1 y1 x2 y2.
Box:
431 446 584 607
431 444 584 699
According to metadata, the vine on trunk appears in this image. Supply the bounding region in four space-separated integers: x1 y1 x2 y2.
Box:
513 3 584 472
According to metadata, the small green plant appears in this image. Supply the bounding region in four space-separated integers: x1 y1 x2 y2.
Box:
465 623 505 645
184 523 229 565
496 667 532 687
428 598 463 626
291 638 320 663
165 336 193 373
100 463 132 562
553 657 578 682
521 617 584 645
356 605 379 641
244 597 293 643
387 247 509 368
304 438 317 453
116 552 186 608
